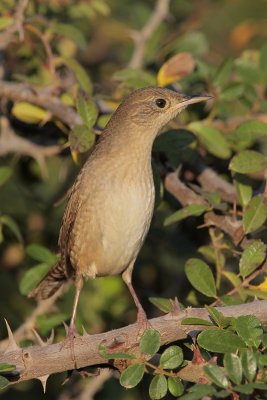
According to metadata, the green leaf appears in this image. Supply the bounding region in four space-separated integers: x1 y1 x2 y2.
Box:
98 343 136 360
223 353 242 385
160 345 183 369
179 384 216 400
0 363 16 374
235 315 263 347
26 244 57 265
229 150 267 174
258 353 267 368
233 383 254 395
228 120 267 150
185 258 216 298
240 349 257 382
213 58 233 88
233 173 252 207
37 313 69 335
198 329 246 353
69 124 96 154
189 122 231 159
235 58 260 84
19 263 51 295
0 376 9 390
219 82 245 101
63 58 92 94
0 16 13 31
181 317 213 326
239 240 266 278
139 329 160 356
203 364 228 388
149 297 172 313
198 245 225 267
113 68 156 89
50 23 86 47
0 215 23 242
205 306 231 328
119 364 145 388
0 167 12 186
164 204 209 226
149 375 167 400
167 377 184 397
243 195 267 234
76 91 98 128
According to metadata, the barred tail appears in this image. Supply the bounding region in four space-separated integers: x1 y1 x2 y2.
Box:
28 260 69 301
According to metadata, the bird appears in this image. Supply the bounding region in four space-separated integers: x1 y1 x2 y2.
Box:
29 87 210 351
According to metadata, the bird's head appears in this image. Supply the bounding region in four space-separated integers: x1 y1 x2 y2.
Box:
112 87 211 134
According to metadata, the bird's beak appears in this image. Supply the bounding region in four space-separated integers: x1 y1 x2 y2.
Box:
179 94 213 107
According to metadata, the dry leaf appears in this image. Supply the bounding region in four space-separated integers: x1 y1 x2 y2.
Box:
157 52 195 87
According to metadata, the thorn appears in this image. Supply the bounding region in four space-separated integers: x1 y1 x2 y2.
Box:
38 375 49 393
62 321 69 336
192 344 206 364
170 297 181 316
4 318 20 353
32 329 46 346
47 329 54 344
82 325 89 337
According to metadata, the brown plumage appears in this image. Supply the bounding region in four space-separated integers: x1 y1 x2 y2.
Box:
29 87 210 343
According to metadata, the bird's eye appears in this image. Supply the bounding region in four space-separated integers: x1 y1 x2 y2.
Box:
155 98 166 108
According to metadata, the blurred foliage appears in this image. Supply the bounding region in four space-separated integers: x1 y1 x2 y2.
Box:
1 0 267 399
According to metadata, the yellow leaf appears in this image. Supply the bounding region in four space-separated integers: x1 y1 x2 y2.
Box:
0 17 13 31
251 277 267 292
12 102 50 124
157 52 195 87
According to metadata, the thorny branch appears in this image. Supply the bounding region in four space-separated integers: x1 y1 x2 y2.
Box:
128 0 170 68
0 300 266 388
0 285 67 352
0 0 29 50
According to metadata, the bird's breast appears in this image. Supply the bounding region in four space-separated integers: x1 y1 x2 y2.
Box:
98 168 155 275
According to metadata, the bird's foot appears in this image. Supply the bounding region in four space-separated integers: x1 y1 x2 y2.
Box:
136 309 152 338
60 323 79 367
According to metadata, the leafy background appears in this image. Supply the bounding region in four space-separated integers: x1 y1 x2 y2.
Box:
1 0 267 399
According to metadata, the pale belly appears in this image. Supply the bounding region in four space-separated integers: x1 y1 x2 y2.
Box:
69 174 155 278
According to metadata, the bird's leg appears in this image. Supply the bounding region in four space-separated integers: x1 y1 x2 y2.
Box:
64 275 83 365
122 261 150 334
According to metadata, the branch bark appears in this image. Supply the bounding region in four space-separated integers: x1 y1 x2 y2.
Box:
128 0 170 69
1 300 266 386
0 0 28 50
0 116 62 169
0 81 82 128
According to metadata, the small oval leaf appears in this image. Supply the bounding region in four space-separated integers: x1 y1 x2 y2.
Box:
120 364 145 388
230 150 267 174
160 345 183 369
240 349 257 382
239 240 266 278
164 204 209 226
198 329 246 353
185 258 216 298
167 377 184 397
203 364 229 388
149 375 168 400
243 195 267 234
189 122 231 159
19 263 51 295
140 329 161 356
223 353 242 385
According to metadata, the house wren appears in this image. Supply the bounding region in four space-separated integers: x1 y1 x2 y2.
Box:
30 87 210 343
